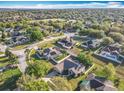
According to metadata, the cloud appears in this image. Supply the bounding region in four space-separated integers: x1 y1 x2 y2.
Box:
0 2 124 9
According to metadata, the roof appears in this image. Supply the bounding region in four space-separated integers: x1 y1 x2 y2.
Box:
82 39 101 48
59 37 73 44
54 55 85 74
80 80 90 86
80 73 117 91
103 43 122 53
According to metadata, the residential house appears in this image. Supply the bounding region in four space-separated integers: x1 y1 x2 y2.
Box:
36 47 64 62
7 35 30 47
10 31 21 37
54 55 86 77
57 37 74 49
81 39 102 50
79 73 117 91
94 43 124 64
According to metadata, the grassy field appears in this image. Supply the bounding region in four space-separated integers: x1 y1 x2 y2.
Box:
37 39 57 48
0 68 21 90
0 54 22 90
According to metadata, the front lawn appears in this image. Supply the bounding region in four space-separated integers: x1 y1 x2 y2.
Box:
55 54 68 62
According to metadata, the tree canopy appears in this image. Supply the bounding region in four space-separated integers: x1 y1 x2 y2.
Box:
49 77 72 91
17 75 49 91
26 61 52 77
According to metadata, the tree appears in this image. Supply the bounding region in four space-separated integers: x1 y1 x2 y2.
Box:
5 48 10 57
30 27 43 41
26 61 51 77
17 75 49 91
73 20 83 30
102 37 114 46
5 48 18 64
103 63 116 80
78 29 90 36
49 77 72 91
89 30 105 39
77 53 92 68
79 28 105 39
118 79 124 91
1 31 6 41
109 32 124 43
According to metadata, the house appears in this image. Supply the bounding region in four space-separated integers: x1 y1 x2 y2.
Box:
10 31 21 37
94 43 124 64
81 39 101 50
54 55 86 77
57 37 74 49
79 73 117 91
7 35 30 47
36 47 65 62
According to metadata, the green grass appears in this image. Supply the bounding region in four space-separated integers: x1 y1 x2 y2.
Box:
37 40 56 48
29 49 53 68
0 68 22 90
0 56 10 67
68 75 86 90
0 52 4 55
0 54 22 90
11 42 32 50
54 53 69 62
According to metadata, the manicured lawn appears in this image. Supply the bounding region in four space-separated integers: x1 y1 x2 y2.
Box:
28 48 53 69
54 52 69 62
55 54 67 61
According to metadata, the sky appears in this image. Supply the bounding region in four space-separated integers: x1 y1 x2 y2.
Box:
0 1 124 9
